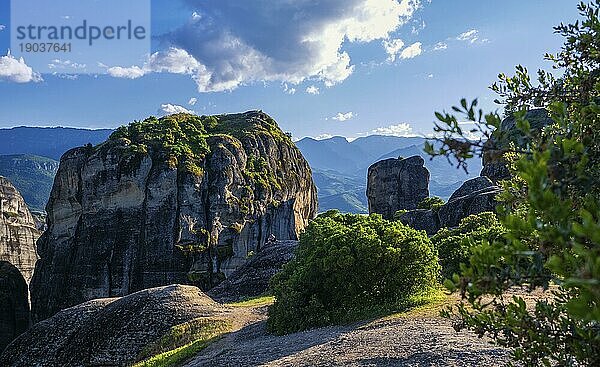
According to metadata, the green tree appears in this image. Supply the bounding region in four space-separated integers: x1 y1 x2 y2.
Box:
267 211 439 335
417 196 445 210
432 212 504 280
426 2 600 365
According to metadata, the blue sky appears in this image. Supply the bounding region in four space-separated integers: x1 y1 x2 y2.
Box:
0 0 582 139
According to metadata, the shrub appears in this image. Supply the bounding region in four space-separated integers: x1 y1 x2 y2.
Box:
432 212 505 279
417 196 445 210
267 211 440 335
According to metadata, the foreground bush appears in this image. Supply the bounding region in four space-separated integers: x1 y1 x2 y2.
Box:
267 211 439 335
432 212 505 279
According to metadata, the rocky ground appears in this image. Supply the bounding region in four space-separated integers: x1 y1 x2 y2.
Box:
185 299 510 367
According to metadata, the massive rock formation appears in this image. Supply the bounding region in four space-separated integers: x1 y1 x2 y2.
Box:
0 261 29 353
0 176 39 283
209 240 297 302
1 285 230 366
399 177 501 234
367 156 429 219
31 111 318 322
481 108 553 183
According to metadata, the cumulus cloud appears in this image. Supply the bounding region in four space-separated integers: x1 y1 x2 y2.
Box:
399 42 422 59
108 0 422 92
188 97 197 106
106 47 201 80
159 103 195 116
382 38 405 62
306 85 320 95
0 51 43 83
371 123 413 136
332 112 354 122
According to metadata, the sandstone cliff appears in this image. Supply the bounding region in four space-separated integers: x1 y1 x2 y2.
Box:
0 176 39 283
367 156 429 219
31 111 317 322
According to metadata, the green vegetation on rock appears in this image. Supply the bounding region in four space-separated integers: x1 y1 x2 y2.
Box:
106 111 292 178
133 318 231 367
267 210 440 335
417 196 445 210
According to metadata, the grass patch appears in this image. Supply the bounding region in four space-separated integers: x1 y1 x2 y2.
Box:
133 318 232 367
227 295 275 308
383 288 450 320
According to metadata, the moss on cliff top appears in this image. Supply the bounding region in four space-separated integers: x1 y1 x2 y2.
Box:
104 110 292 175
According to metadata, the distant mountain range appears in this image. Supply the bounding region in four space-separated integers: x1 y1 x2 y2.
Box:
0 127 481 214
296 135 482 213
0 127 112 160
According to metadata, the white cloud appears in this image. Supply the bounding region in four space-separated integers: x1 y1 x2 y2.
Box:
400 42 422 59
306 85 320 95
159 103 195 116
314 133 334 140
456 29 479 43
433 42 448 51
370 123 413 136
48 59 86 70
0 51 42 83
106 47 201 80
382 38 405 62
188 97 197 106
427 73 434 78
0 25 5 31
332 112 354 122
52 72 78 80
107 0 423 92
107 65 145 79
283 83 296 95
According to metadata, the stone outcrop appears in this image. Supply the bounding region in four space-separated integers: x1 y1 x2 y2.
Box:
367 156 429 219
1 285 229 366
209 240 297 302
481 109 553 183
399 177 500 234
0 176 39 283
0 261 29 353
30 111 318 322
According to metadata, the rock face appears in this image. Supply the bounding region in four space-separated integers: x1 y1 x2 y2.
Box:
0 176 39 283
31 111 318 322
481 109 553 183
399 177 500 234
208 240 297 302
0 261 29 353
437 177 500 228
367 156 429 219
1 285 227 366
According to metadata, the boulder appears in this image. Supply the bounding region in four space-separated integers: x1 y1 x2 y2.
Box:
481 109 553 183
208 240 297 302
399 177 500 234
438 178 501 229
0 176 40 284
30 111 318 322
1 285 228 367
0 261 29 353
398 209 440 236
367 156 429 219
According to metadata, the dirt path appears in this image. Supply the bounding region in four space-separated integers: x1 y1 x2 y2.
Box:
184 302 510 366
